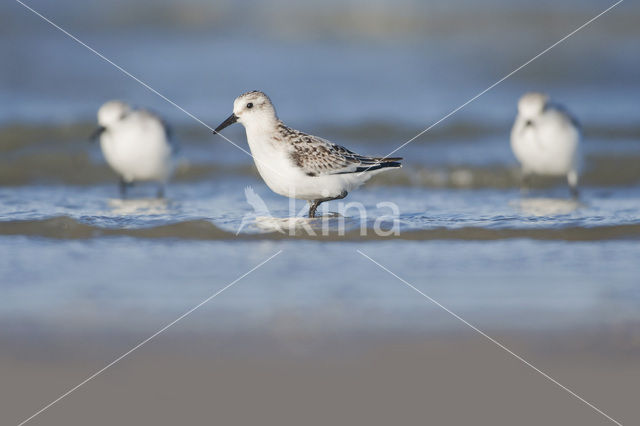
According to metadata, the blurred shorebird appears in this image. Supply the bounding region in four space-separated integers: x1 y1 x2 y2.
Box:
93 101 177 198
511 92 581 197
213 91 402 218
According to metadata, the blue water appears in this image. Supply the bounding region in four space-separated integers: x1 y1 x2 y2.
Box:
1 237 638 334
1 0 639 336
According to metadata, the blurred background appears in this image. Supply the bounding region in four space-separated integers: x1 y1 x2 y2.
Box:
1 0 639 187
2 0 639 124
1 1 639 425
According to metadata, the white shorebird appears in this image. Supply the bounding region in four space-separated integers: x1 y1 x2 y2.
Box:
511 92 581 197
213 91 402 218
93 101 177 198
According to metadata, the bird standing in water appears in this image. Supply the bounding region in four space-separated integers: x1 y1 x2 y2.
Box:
214 91 402 217
93 101 176 198
511 92 581 197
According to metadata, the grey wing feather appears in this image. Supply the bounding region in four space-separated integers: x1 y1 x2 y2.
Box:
281 124 401 177
161 119 180 153
547 102 581 131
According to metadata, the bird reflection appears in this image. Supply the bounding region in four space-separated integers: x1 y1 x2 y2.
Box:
107 197 169 215
511 197 582 216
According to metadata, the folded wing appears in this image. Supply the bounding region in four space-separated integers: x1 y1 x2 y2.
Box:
283 126 402 177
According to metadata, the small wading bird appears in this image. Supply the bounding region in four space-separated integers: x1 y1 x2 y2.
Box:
511 92 581 197
213 91 402 218
92 101 177 198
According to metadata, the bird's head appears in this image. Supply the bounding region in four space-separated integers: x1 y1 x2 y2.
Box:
92 100 132 141
97 100 132 127
517 92 549 121
214 91 277 134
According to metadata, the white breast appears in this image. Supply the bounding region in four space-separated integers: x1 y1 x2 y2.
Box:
245 129 369 201
511 109 580 176
100 111 174 183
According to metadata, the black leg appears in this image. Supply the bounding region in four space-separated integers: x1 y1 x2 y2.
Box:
156 184 165 199
520 173 531 194
567 171 579 200
308 191 348 218
308 200 320 218
119 178 128 199
570 185 579 199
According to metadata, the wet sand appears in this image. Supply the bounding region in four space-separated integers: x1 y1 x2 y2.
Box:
2 328 638 426
2 216 640 241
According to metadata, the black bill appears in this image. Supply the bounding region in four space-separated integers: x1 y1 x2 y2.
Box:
213 114 238 134
90 126 106 141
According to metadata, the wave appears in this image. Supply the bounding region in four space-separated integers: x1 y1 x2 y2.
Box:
1 154 638 188
1 216 639 241
3 121 639 147
370 158 640 189
2 122 639 188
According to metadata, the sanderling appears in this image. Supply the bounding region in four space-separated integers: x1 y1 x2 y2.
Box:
93 100 177 198
213 91 402 218
511 92 581 197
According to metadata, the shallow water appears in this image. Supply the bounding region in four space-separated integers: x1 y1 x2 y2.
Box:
1 179 639 336
2 4 640 425
1 0 640 339
1 237 639 335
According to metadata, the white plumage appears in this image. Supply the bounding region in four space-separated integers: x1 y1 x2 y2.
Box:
510 92 581 196
95 100 176 197
214 91 402 217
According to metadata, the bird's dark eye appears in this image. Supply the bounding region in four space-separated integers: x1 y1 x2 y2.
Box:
246 102 253 109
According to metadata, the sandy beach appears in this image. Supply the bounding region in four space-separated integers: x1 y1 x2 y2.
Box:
2 326 638 426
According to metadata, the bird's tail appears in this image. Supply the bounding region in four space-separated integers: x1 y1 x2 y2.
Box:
354 157 402 173
371 157 403 163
